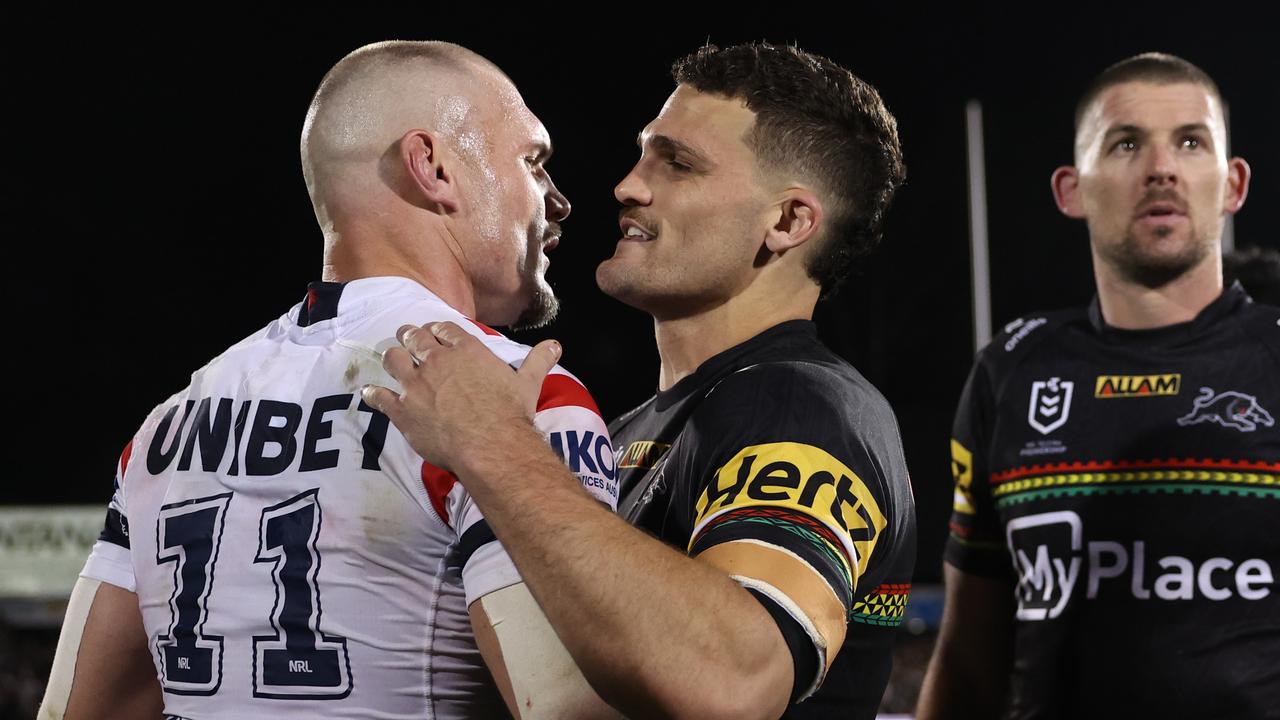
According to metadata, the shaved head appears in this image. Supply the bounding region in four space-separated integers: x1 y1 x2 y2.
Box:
300 41 570 330
301 40 513 202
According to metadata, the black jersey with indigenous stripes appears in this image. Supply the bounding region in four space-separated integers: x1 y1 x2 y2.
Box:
946 283 1280 719
611 320 916 720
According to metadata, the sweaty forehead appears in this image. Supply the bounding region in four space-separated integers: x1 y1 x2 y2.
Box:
473 77 550 151
508 107 552 155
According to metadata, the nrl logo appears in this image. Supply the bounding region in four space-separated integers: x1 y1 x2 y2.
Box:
1177 387 1275 433
1028 377 1074 435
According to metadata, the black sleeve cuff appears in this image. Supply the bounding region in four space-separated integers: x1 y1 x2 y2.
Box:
448 519 497 572
744 586 820 705
98 507 130 548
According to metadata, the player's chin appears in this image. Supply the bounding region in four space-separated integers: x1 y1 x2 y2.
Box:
511 282 559 331
1118 245 1205 289
595 258 633 300
597 263 675 316
1130 216 1204 246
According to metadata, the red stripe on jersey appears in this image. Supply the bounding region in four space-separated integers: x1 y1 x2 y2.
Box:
421 462 458 526
989 457 1280 485
871 583 912 595
466 318 502 337
119 440 134 477
537 374 601 416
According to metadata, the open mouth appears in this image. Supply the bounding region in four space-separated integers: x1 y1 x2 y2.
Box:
620 218 657 242
1136 201 1185 220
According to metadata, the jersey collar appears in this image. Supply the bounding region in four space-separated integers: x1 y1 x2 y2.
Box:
1088 281 1250 347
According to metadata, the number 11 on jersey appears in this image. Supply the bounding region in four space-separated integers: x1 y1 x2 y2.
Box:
155 489 352 700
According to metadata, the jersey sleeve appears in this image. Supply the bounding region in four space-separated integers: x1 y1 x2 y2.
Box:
445 366 616 607
681 362 909 699
80 439 138 592
536 370 618 510
942 356 1012 578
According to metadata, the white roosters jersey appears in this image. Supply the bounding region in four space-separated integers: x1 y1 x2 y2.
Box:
80 277 617 719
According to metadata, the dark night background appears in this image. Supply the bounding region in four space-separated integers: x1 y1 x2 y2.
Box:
6 4 1277 587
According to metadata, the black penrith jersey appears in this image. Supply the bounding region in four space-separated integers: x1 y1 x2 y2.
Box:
946 284 1280 719
611 321 917 720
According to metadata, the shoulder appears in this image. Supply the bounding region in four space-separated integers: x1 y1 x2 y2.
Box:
979 308 1083 371
686 356 906 485
965 308 1085 405
451 321 604 419
1237 298 1280 353
702 358 892 424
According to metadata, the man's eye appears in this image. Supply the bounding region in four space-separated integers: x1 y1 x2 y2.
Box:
1181 136 1201 149
667 159 692 172
1114 139 1137 153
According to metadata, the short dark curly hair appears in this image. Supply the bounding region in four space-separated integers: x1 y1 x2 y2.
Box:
672 42 906 295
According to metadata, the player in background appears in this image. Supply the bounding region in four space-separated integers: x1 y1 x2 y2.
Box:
918 52 1277 719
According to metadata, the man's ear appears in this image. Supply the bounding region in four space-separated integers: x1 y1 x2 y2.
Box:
1051 165 1085 219
400 129 461 213
764 189 824 254
1223 156 1251 215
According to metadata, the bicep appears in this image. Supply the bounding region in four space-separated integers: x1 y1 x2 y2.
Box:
692 541 828 713
695 541 846 661
917 563 1015 720
469 583 623 720
469 592 518 716
936 562 1015 644
45 578 162 720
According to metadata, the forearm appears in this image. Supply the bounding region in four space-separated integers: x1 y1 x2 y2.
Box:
457 425 792 720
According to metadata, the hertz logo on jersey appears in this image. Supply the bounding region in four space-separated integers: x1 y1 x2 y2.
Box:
951 439 975 515
1095 374 1181 398
692 442 886 579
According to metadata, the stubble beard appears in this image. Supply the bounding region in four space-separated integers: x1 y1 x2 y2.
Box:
1104 222 1213 290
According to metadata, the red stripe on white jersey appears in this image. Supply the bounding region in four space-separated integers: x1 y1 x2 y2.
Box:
421 462 458 526
466 318 502 337
537 374 601 416
119 440 134 477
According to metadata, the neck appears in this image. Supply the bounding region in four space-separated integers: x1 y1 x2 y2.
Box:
652 283 818 391
320 213 478 318
1093 251 1223 330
